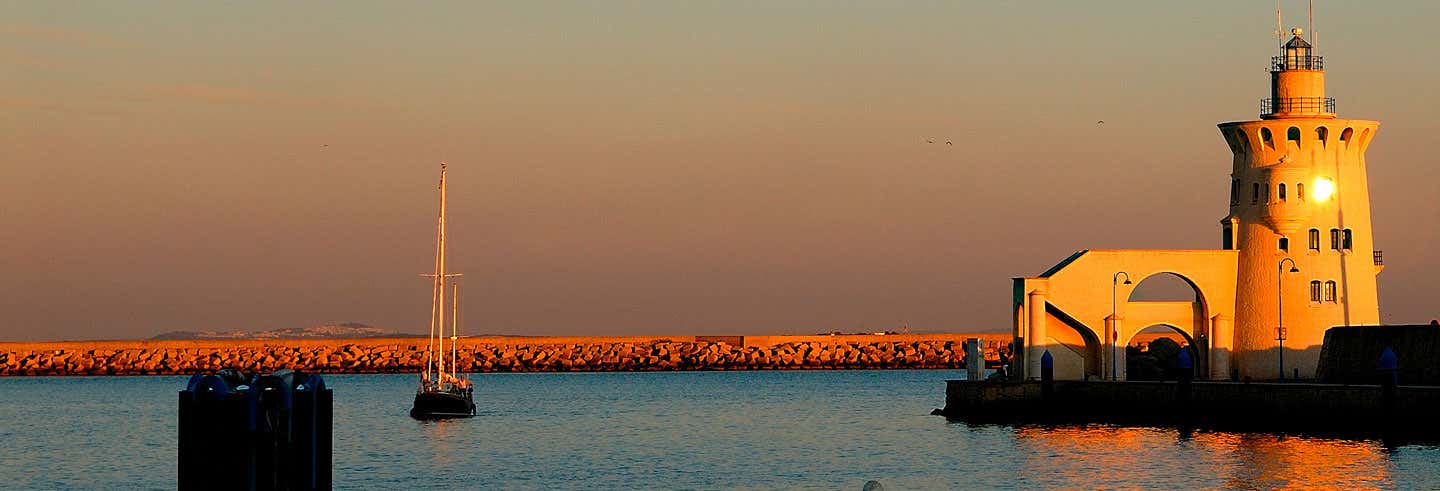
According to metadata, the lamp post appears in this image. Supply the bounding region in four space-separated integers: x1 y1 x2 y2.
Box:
1111 271 1132 381
1277 257 1299 380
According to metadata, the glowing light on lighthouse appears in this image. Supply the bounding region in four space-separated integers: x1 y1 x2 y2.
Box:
1312 177 1335 202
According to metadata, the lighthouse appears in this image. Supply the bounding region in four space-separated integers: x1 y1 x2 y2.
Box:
1219 28 1383 379
1010 25 1387 382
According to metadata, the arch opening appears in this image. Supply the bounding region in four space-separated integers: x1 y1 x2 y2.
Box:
1129 272 1202 303
1125 324 1199 381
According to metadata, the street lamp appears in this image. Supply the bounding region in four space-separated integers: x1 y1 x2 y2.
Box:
1277 257 1300 380
1112 271 1132 381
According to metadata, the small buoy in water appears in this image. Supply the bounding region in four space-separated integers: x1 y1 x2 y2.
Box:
862 480 885 491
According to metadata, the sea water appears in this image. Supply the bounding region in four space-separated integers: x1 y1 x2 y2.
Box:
2 370 1439 489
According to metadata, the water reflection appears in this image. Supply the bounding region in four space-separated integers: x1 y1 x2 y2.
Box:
416 418 465 467
1012 425 1393 489
1209 433 1392 489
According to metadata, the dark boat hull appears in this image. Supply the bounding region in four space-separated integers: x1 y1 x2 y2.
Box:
410 390 476 420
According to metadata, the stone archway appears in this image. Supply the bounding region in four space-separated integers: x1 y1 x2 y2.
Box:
1118 272 1211 379
1014 249 1239 381
1124 323 1200 381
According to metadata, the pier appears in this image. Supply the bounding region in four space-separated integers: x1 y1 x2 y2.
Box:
941 379 1440 437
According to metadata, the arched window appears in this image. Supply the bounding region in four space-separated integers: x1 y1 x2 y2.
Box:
1264 183 1271 203
1278 237 1289 252
1330 228 1342 250
1324 281 1338 302
1261 128 1275 150
1308 229 1320 251
1287 126 1302 144
1340 127 1354 142
1343 229 1353 250
1252 183 1260 204
1230 179 1240 206
1278 183 1287 201
1297 182 1305 201
1317 127 1329 144
1222 225 1234 250
1309 281 1322 302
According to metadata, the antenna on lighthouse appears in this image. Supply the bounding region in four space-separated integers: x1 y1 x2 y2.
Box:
1309 0 1314 45
1275 2 1284 47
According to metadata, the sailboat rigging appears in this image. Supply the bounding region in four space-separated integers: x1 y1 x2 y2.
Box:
410 162 476 419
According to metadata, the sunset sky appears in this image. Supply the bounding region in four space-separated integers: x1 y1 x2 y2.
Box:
3 2 1437 341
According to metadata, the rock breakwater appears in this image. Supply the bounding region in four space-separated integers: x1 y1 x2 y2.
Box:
0 334 1010 377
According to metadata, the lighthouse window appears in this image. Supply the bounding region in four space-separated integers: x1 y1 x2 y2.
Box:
1308 229 1320 251
1261 128 1274 150
1309 281 1322 303
1264 184 1271 203
1324 281 1338 303
1230 179 1239 205
1340 127 1353 142
1278 237 1289 252
1317 127 1329 144
1330 229 1341 250
1252 183 1260 204
1343 229 1353 250
1297 182 1305 201
1287 127 1302 144
1278 183 1287 201
1222 225 1234 250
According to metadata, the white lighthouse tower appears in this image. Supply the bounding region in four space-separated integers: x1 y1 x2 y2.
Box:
1219 28 1383 379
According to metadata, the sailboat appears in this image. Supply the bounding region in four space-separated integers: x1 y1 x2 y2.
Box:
410 162 476 420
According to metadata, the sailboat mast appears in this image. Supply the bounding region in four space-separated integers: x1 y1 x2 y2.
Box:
451 283 459 378
436 162 448 384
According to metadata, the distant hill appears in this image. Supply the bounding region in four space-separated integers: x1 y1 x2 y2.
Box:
150 323 423 340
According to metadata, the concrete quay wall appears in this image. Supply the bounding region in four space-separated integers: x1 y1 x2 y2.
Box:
1317 325 1440 385
943 379 1440 435
0 333 1011 377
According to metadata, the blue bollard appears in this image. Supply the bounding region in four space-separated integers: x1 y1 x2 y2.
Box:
1040 350 1055 401
1175 349 1194 404
1378 346 1399 422
1176 349 1192 369
1379 346 1398 387
1379 346 1398 370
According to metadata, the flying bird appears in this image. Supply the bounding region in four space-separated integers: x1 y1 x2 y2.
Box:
926 138 934 144
1095 120 1105 125
946 141 952 145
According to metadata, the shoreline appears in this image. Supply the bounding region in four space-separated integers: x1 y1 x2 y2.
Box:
1 333 1012 377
